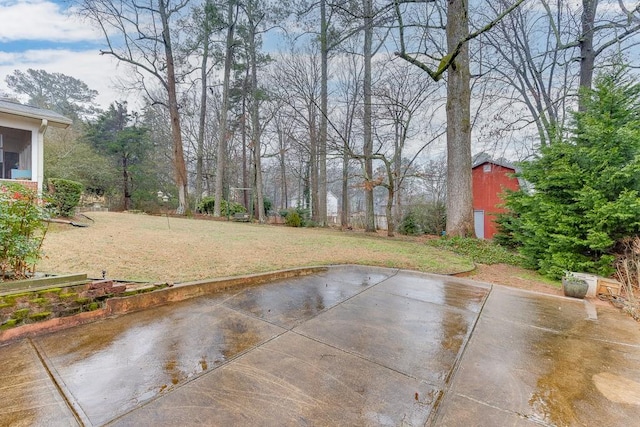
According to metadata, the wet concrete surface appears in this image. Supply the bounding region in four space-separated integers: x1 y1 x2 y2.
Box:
0 265 639 426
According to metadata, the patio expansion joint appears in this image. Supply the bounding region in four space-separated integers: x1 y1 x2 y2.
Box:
427 283 494 425
453 393 536 423
218 269 403 332
29 338 90 427
287 328 435 386
482 308 640 349
102 326 292 426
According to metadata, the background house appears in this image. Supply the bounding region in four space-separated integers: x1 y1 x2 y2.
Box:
0 99 72 193
289 191 340 224
472 154 521 239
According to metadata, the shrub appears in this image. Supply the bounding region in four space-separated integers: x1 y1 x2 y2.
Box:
399 211 421 235
263 197 272 216
282 207 310 227
285 210 302 227
48 178 83 217
615 237 640 321
197 197 246 216
399 202 446 236
426 237 523 266
0 183 48 279
496 67 640 278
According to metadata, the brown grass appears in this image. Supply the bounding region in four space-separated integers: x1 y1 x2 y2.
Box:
38 212 474 282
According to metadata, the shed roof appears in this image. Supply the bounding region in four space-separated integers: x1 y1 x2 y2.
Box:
472 152 516 171
0 99 72 128
471 152 533 192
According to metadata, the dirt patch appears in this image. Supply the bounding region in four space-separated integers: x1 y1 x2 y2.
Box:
455 263 563 296
457 263 617 309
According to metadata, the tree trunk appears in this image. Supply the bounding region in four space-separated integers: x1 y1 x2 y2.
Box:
579 0 598 110
386 186 394 237
392 120 401 233
385 159 395 237
363 0 376 232
196 0 212 206
247 7 264 223
279 130 288 209
318 0 328 226
309 108 318 221
242 78 249 209
123 156 131 211
214 1 236 216
341 145 349 228
445 0 474 237
159 0 189 215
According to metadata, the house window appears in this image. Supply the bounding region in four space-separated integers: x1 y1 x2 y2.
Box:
0 127 31 179
483 164 491 173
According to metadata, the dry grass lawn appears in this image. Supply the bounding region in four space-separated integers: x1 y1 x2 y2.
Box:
38 212 474 282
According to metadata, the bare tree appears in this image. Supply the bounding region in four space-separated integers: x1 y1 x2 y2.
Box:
239 0 278 222
79 0 192 214
478 0 640 149
333 48 364 228
214 0 239 216
318 0 329 227
576 0 640 107
269 45 322 220
193 0 218 205
480 1 575 147
394 0 524 236
372 62 441 236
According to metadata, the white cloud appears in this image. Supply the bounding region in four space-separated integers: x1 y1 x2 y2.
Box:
0 1 144 109
0 49 137 108
0 0 102 42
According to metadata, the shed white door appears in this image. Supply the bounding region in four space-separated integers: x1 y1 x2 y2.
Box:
474 210 485 239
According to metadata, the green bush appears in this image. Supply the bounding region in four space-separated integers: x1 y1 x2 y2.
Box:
0 183 48 279
399 210 421 235
285 210 302 227
48 178 83 217
282 207 310 227
263 197 272 216
426 237 523 266
399 202 446 236
496 67 640 278
197 197 246 216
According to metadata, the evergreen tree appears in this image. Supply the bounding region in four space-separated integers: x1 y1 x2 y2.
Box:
86 102 150 210
497 67 640 278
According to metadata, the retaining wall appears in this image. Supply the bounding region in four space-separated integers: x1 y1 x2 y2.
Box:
0 266 327 344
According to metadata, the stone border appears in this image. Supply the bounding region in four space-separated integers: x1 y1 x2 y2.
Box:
0 266 328 344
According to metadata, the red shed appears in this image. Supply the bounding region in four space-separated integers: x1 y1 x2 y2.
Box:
472 155 520 239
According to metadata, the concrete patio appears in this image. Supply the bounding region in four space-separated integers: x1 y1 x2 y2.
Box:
1 266 639 426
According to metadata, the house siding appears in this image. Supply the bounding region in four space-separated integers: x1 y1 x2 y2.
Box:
472 162 520 239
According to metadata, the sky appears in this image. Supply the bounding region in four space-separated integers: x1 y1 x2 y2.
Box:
0 0 126 108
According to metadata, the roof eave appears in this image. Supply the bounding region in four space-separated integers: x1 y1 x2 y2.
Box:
0 107 73 129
